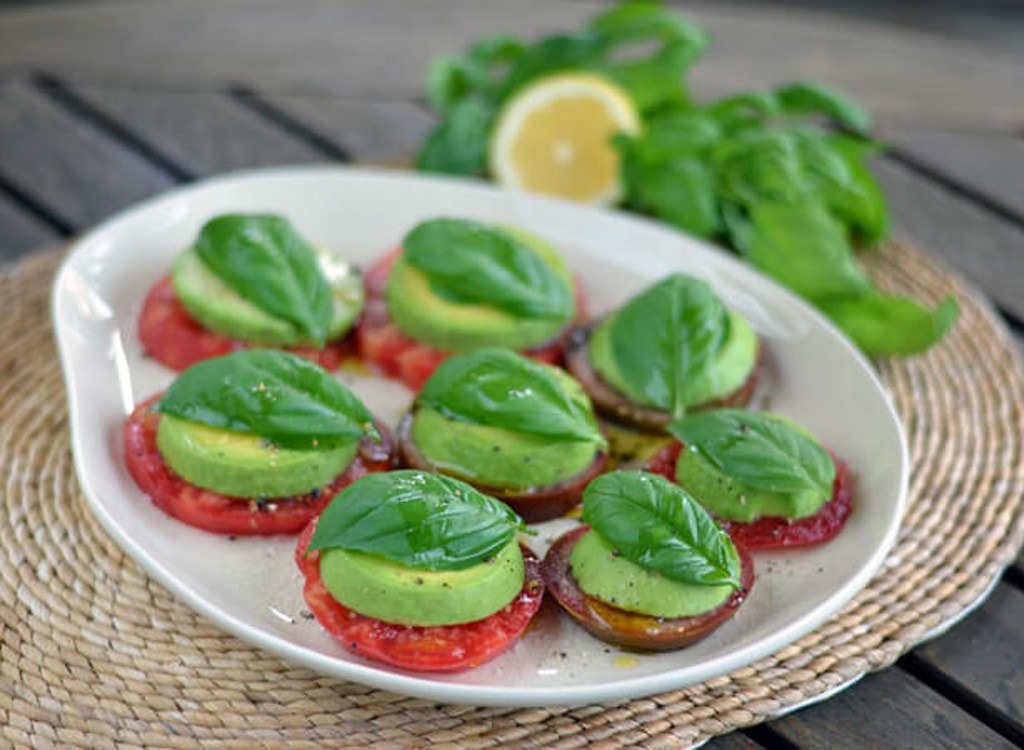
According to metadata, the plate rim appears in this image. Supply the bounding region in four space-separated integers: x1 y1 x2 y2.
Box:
52 164 909 707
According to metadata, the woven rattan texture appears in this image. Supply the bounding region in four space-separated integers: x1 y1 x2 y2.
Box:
2 242 1023 749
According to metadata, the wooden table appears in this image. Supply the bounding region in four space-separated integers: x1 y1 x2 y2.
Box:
2 2 1023 747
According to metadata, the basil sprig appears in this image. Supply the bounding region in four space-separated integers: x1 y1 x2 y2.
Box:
418 348 606 447
417 2 707 173
609 274 728 418
668 409 835 497
614 93 958 356
157 350 379 449
582 471 740 588
402 218 573 320
307 470 525 571
194 214 334 345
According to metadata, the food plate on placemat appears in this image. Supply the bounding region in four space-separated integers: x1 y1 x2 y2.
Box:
51 166 907 707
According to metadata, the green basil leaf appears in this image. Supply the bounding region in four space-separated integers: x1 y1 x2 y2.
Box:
582 471 740 588
157 350 379 449
402 217 573 320
194 214 333 345
590 2 707 113
627 112 720 163
629 158 721 238
606 274 729 418
609 274 728 418
416 98 494 176
668 409 835 496
775 82 871 134
819 292 959 356
418 348 606 446
426 35 526 113
307 470 524 571
498 33 606 101
743 201 873 300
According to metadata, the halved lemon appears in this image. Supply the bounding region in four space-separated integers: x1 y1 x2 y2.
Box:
489 73 641 206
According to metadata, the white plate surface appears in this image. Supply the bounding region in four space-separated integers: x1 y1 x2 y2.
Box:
52 166 908 707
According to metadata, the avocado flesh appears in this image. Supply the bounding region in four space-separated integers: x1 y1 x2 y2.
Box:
570 530 734 618
318 537 525 626
171 248 364 346
386 228 575 352
588 311 757 409
675 446 828 523
411 408 599 490
156 414 358 499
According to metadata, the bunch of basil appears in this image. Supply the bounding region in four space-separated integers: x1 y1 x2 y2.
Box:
417 1 957 357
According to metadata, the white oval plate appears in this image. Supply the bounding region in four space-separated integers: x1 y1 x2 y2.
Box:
52 166 907 707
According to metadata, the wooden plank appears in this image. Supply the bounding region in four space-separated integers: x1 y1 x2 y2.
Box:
0 192 61 263
881 128 1024 222
0 79 174 231
765 665 1017 749
1 0 1023 128
62 85 328 178
872 157 1024 322
909 583 1024 736
704 730 765 749
247 95 434 164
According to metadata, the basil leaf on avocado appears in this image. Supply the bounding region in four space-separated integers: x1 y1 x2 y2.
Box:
668 409 835 496
608 274 728 418
194 214 334 345
418 348 606 447
307 470 525 571
157 350 379 450
403 218 574 320
582 471 740 588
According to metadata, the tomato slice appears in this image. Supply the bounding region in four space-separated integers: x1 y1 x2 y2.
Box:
543 525 754 651
138 275 357 372
645 441 854 549
356 250 582 391
295 520 545 672
123 395 395 535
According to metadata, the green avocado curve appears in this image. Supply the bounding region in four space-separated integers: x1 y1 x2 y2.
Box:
171 247 364 346
410 364 601 490
588 311 757 409
674 445 830 523
385 227 575 351
569 530 734 618
156 414 358 499
318 536 525 626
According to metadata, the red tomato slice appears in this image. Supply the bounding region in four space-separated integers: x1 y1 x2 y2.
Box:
138 275 357 372
356 250 583 391
294 520 545 672
542 525 754 651
644 441 854 550
123 395 395 535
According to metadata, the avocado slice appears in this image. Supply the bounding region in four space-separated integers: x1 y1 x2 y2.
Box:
156 414 358 499
171 248 364 346
589 310 758 410
319 537 525 626
674 445 828 523
385 228 575 351
569 529 734 618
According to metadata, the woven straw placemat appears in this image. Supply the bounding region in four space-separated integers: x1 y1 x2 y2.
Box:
2 241 1023 748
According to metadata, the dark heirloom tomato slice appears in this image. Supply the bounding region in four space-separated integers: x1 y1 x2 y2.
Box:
357 249 584 391
645 442 854 550
396 411 609 523
294 520 545 672
542 525 754 651
564 322 764 432
123 395 395 536
138 275 356 372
